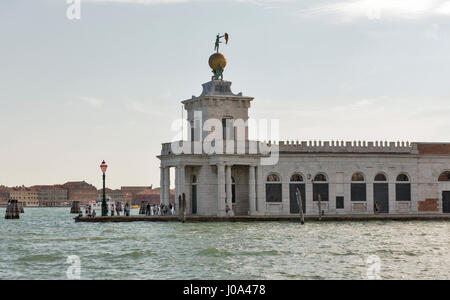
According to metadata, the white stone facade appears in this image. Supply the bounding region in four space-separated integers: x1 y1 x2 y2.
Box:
158 80 450 216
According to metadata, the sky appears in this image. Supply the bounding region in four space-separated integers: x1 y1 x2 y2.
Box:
1 0 450 189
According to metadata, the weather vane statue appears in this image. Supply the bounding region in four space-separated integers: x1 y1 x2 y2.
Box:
209 33 229 80
214 33 229 52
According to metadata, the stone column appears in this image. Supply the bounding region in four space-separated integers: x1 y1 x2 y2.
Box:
175 164 185 206
164 167 170 206
249 165 256 215
305 180 313 215
225 165 233 213
217 163 226 216
160 166 164 205
389 182 396 214
256 165 265 215
367 181 374 214
178 164 186 212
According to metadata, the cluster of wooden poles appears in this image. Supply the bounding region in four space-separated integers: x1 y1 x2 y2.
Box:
4 199 24 219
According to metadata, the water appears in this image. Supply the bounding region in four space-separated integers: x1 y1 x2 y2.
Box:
0 208 449 280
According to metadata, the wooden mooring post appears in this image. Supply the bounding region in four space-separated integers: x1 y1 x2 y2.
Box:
5 199 20 219
296 188 305 225
182 193 186 223
70 201 81 214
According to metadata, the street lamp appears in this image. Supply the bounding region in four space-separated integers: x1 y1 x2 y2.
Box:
100 160 108 216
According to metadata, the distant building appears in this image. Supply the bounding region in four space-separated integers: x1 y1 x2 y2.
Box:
9 186 39 207
134 187 174 205
62 181 98 205
31 185 68 207
97 188 125 204
120 186 152 205
0 186 11 207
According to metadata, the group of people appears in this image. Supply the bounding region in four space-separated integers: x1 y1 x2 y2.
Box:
109 203 122 216
145 203 175 216
78 202 177 218
81 205 97 218
79 202 131 217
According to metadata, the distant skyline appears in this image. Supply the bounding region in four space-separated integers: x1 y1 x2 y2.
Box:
1 0 450 189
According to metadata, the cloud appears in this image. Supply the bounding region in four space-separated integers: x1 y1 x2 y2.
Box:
79 96 104 108
298 0 450 21
128 100 169 116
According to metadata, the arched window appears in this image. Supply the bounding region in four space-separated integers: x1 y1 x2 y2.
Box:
266 173 282 202
438 171 450 182
313 173 328 201
290 173 305 213
351 172 366 201
374 173 387 182
267 174 280 182
396 174 411 201
314 174 327 182
290 174 303 182
352 172 365 182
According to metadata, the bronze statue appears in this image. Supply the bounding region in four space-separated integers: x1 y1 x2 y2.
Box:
214 33 229 52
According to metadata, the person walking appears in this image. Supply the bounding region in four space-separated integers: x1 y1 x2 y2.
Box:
110 204 115 216
116 204 120 216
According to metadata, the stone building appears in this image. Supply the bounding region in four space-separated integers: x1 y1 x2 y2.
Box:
0 186 10 207
134 187 174 206
158 72 450 217
120 186 152 205
31 185 68 207
62 181 98 205
9 186 39 207
97 188 125 204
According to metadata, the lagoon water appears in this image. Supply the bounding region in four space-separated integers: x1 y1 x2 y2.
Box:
0 208 449 280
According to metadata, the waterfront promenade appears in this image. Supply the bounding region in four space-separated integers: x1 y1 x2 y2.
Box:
75 214 450 223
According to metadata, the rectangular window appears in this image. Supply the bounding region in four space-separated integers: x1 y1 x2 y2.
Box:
396 183 411 201
336 196 344 209
266 184 282 202
351 183 367 201
313 184 329 201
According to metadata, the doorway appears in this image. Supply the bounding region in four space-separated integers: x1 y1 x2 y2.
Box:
374 183 389 213
443 191 450 213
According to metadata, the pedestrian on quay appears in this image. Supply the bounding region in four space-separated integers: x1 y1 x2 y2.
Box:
124 203 130 216
116 204 120 216
169 203 173 215
92 210 96 217
110 204 115 216
146 203 151 216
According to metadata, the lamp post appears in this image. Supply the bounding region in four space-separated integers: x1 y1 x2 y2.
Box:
100 160 108 216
